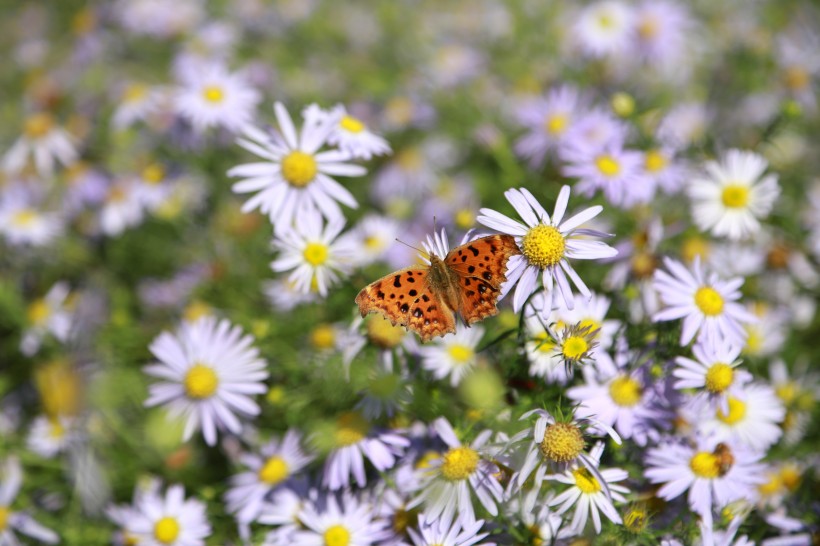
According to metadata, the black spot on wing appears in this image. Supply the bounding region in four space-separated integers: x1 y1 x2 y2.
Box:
393 275 402 288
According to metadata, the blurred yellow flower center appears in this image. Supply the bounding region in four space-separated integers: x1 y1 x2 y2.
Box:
705 363 734 393
783 66 809 91
780 465 801 491
142 164 165 184
624 507 649 532
310 324 336 349
441 446 479 481
721 185 749 208
631 252 656 278
572 467 602 493
682 236 710 262
202 85 225 103
690 451 720 478
366 315 405 349
50 418 65 439
303 242 329 266
562 336 588 361
638 16 659 39
544 114 568 135
340 115 364 133
281 151 317 187
744 326 762 354
534 331 555 354
717 397 746 425
775 381 798 405
124 83 148 103
0 507 8 530
154 516 180 544
578 318 601 338
24 113 54 139
363 235 383 250
12 208 39 227
522 224 565 268
694 287 724 316
597 13 614 29
448 344 474 364
258 456 289 485
644 150 667 172
27 299 51 325
183 364 219 399
758 473 782 496
540 423 585 462
595 154 621 177
334 412 369 446
609 375 642 407
323 524 351 546
455 208 475 230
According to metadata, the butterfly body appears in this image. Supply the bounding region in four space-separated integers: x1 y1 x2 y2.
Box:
355 234 520 342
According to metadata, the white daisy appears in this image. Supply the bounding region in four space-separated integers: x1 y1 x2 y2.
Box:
513 86 587 168
522 313 573 383
408 514 494 546
98 177 146 236
21 281 74 357
673 341 752 413
477 185 617 312
2 113 78 177
26 415 76 458
129 484 211 546
418 324 484 387
228 101 366 230
111 82 167 129
689 150 780 240
174 62 260 134
293 492 391 545
143 316 269 446
339 213 402 268
573 1 635 58
652 256 756 346
304 104 391 160
0 186 62 247
0 457 59 545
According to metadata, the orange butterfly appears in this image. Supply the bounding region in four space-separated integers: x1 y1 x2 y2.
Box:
355 234 520 342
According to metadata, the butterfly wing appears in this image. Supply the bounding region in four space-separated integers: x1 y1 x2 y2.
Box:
355 267 457 342
444 234 520 324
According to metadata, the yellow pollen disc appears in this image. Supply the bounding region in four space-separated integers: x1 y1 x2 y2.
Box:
638 16 659 39
597 14 614 29
310 324 336 349
562 336 588 361
281 151 318 187
124 83 148 103
721 184 750 208
303 242 329 266
758 473 782 496
644 149 667 172
339 115 365 133
365 315 405 349
717 397 747 425
609 375 642 407
631 252 657 279
572 467 602 493
682 236 710 263
539 423 585 463
544 113 568 135
202 85 225 103
0 506 9 531
689 451 720 478
258 456 289 485
534 332 555 354
12 209 38 227
624 507 648 533
323 524 351 546
27 299 51 325
142 164 165 184
455 209 475 230
153 516 180 544
521 224 565 268
705 363 734 393
775 382 798 405
334 412 370 447
783 66 809 91
595 154 621 177
49 418 65 439
396 148 422 170
694 286 724 316
440 446 479 481
578 318 601 338
743 327 762 355
24 113 54 139
183 364 219 399
448 344 474 365
363 235 383 250
415 450 441 470
780 465 801 491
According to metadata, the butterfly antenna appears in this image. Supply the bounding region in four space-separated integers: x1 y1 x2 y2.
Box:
395 237 426 255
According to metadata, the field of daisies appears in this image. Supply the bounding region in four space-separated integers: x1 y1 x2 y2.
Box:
2 0 820 544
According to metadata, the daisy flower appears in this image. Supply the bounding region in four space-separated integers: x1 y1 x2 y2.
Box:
304 104 391 160
174 62 260 134
129 484 211 546
644 435 766 517
631 1 692 67
673 341 752 413
21 281 74 356
657 102 710 148
270 210 354 297
407 514 494 546
562 144 651 209
652 256 756 346
0 187 62 247
641 147 688 195
573 1 635 58
477 185 617 312
228 102 366 230
0 457 59 545
293 492 391 546
407 418 503 525
111 82 167 129
98 177 146 236
513 86 587 168
225 430 314 524
143 316 269 446
418 324 484 387
689 150 780 240
2 112 77 177
339 213 402 268
557 109 629 160
26 415 76 458
548 442 629 535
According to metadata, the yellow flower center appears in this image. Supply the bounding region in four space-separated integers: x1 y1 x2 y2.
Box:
597 13 614 29
780 465 801 491
27 299 51 325
521 224 565 268
323 524 351 546
644 149 667 172
455 208 475 230
690 451 720 478
783 66 809 91
258 456 289 485
334 412 370 447
624 507 649 533
572 467 602 493
440 446 480 481
775 382 798 405
743 326 762 355
49 418 65 439
142 163 165 185
310 324 336 350
339 115 365 133
631 252 657 279
448 344 474 365
154 516 180 544
281 151 318 187
717 397 747 425
637 16 659 39
303 242 329 266
11 209 38 227
24 113 54 139
561 336 588 361
758 473 782 496
123 83 148 103
363 235 384 250
0 506 8 531
705 363 734 393
183 364 219 399
595 154 621 177
544 114 568 135
609 375 642 407
365 315 405 349
533 331 556 354
539 423 585 463
694 286 724 316
721 185 750 209
682 236 710 262
578 318 601 338
202 85 224 103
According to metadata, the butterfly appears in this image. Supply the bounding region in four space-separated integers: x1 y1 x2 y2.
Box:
355 234 520 342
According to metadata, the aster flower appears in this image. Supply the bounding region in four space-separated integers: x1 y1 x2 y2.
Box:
573 1 635 58
689 150 780 240
304 104 391 160
21 281 74 357
0 457 59 545
2 112 77 177
673 341 752 413
228 102 366 230
640 147 688 195
408 514 494 546
111 82 167 129
477 185 617 312
26 415 76 458
143 316 269 446
652 256 756 346
418 324 484 387
0 187 62 248
293 492 391 545
562 144 651 209
631 1 692 67
98 177 146 236
513 86 587 168
129 483 211 546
